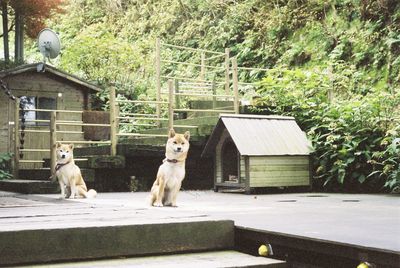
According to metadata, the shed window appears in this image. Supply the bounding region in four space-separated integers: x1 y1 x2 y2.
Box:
19 96 56 126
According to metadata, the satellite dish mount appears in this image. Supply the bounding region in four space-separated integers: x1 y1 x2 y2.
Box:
37 28 61 72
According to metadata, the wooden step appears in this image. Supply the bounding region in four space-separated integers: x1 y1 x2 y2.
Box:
0 179 59 194
19 168 95 182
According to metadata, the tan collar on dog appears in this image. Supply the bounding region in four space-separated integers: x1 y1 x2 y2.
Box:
166 158 179 163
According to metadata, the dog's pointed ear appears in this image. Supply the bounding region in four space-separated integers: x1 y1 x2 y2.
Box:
168 128 176 138
55 142 61 148
68 144 74 150
184 131 190 141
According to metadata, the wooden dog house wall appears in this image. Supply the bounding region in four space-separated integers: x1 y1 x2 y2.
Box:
0 63 100 168
202 114 312 194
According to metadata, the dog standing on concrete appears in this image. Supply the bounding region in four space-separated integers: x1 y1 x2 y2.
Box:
150 129 190 207
54 142 97 199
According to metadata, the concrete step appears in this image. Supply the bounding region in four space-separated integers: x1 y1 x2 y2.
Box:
0 179 59 194
20 250 286 268
0 220 235 266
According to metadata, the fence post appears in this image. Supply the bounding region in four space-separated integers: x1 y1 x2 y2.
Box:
212 79 217 110
50 111 57 177
232 57 240 114
168 80 174 130
109 86 117 156
224 48 230 94
200 52 206 81
13 98 20 179
155 38 162 127
174 79 180 110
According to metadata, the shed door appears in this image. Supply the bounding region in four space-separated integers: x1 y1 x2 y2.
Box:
221 139 239 182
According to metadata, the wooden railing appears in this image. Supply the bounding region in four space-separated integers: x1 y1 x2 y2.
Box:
11 40 270 178
13 98 114 177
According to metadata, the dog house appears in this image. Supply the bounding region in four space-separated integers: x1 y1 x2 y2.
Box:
202 114 312 193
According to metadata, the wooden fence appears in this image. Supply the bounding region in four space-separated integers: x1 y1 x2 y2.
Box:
12 39 270 178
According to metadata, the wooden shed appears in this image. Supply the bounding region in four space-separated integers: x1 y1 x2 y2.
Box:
202 114 312 193
0 63 100 168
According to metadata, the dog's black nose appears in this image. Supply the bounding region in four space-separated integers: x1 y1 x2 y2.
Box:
61 155 65 159
176 147 182 152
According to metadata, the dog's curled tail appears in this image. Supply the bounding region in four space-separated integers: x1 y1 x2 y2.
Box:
85 189 97 198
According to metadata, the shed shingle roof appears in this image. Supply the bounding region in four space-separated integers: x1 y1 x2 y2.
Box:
202 114 312 157
0 63 101 93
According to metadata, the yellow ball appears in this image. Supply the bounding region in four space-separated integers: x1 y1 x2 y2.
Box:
357 263 370 268
258 244 269 256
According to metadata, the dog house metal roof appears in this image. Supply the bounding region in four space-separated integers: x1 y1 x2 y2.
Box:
202 114 312 157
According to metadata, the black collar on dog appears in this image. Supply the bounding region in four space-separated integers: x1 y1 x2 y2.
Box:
55 161 70 172
166 158 179 163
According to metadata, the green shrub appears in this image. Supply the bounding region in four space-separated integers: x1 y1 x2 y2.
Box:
254 68 400 193
0 153 13 180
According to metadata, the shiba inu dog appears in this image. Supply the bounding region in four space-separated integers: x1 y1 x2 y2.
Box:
54 142 97 199
150 129 190 207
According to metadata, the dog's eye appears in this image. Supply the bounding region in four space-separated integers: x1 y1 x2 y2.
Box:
173 141 177 144
66 151 69 153
60 150 63 152
181 143 184 145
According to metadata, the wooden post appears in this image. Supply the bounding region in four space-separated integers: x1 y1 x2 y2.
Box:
174 79 180 110
155 38 162 127
13 98 20 179
212 79 217 110
50 111 57 177
224 48 230 94
232 57 240 114
200 52 206 80
109 86 117 156
168 80 174 130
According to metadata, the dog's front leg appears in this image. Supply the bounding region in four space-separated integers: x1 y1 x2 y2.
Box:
58 177 66 199
169 182 182 207
153 175 165 207
69 183 76 199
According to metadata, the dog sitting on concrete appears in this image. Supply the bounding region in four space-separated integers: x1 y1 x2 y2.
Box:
54 142 97 199
149 129 190 207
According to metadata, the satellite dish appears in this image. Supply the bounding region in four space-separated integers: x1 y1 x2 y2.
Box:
37 28 61 72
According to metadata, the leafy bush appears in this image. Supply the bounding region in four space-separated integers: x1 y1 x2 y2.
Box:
254 68 400 193
0 153 13 180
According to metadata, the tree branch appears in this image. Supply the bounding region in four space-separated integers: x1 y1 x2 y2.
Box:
0 22 14 38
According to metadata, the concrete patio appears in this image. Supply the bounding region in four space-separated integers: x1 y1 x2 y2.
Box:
0 190 399 267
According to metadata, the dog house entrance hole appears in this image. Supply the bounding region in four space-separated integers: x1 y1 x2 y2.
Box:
222 139 239 183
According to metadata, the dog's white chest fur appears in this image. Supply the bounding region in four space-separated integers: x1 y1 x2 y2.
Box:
159 162 185 189
56 163 78 186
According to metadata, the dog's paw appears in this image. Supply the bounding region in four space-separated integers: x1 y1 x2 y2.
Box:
164 202 177 207
153 201 163 207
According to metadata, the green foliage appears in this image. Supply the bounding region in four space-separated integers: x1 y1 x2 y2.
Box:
24 0 400 192
254 68 400 193
0 153 13 180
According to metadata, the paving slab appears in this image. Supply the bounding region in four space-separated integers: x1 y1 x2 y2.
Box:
0 191 399 255
17 250 286 268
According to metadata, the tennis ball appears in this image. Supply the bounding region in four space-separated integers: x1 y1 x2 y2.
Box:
357 262 371 268
258 244 269 256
